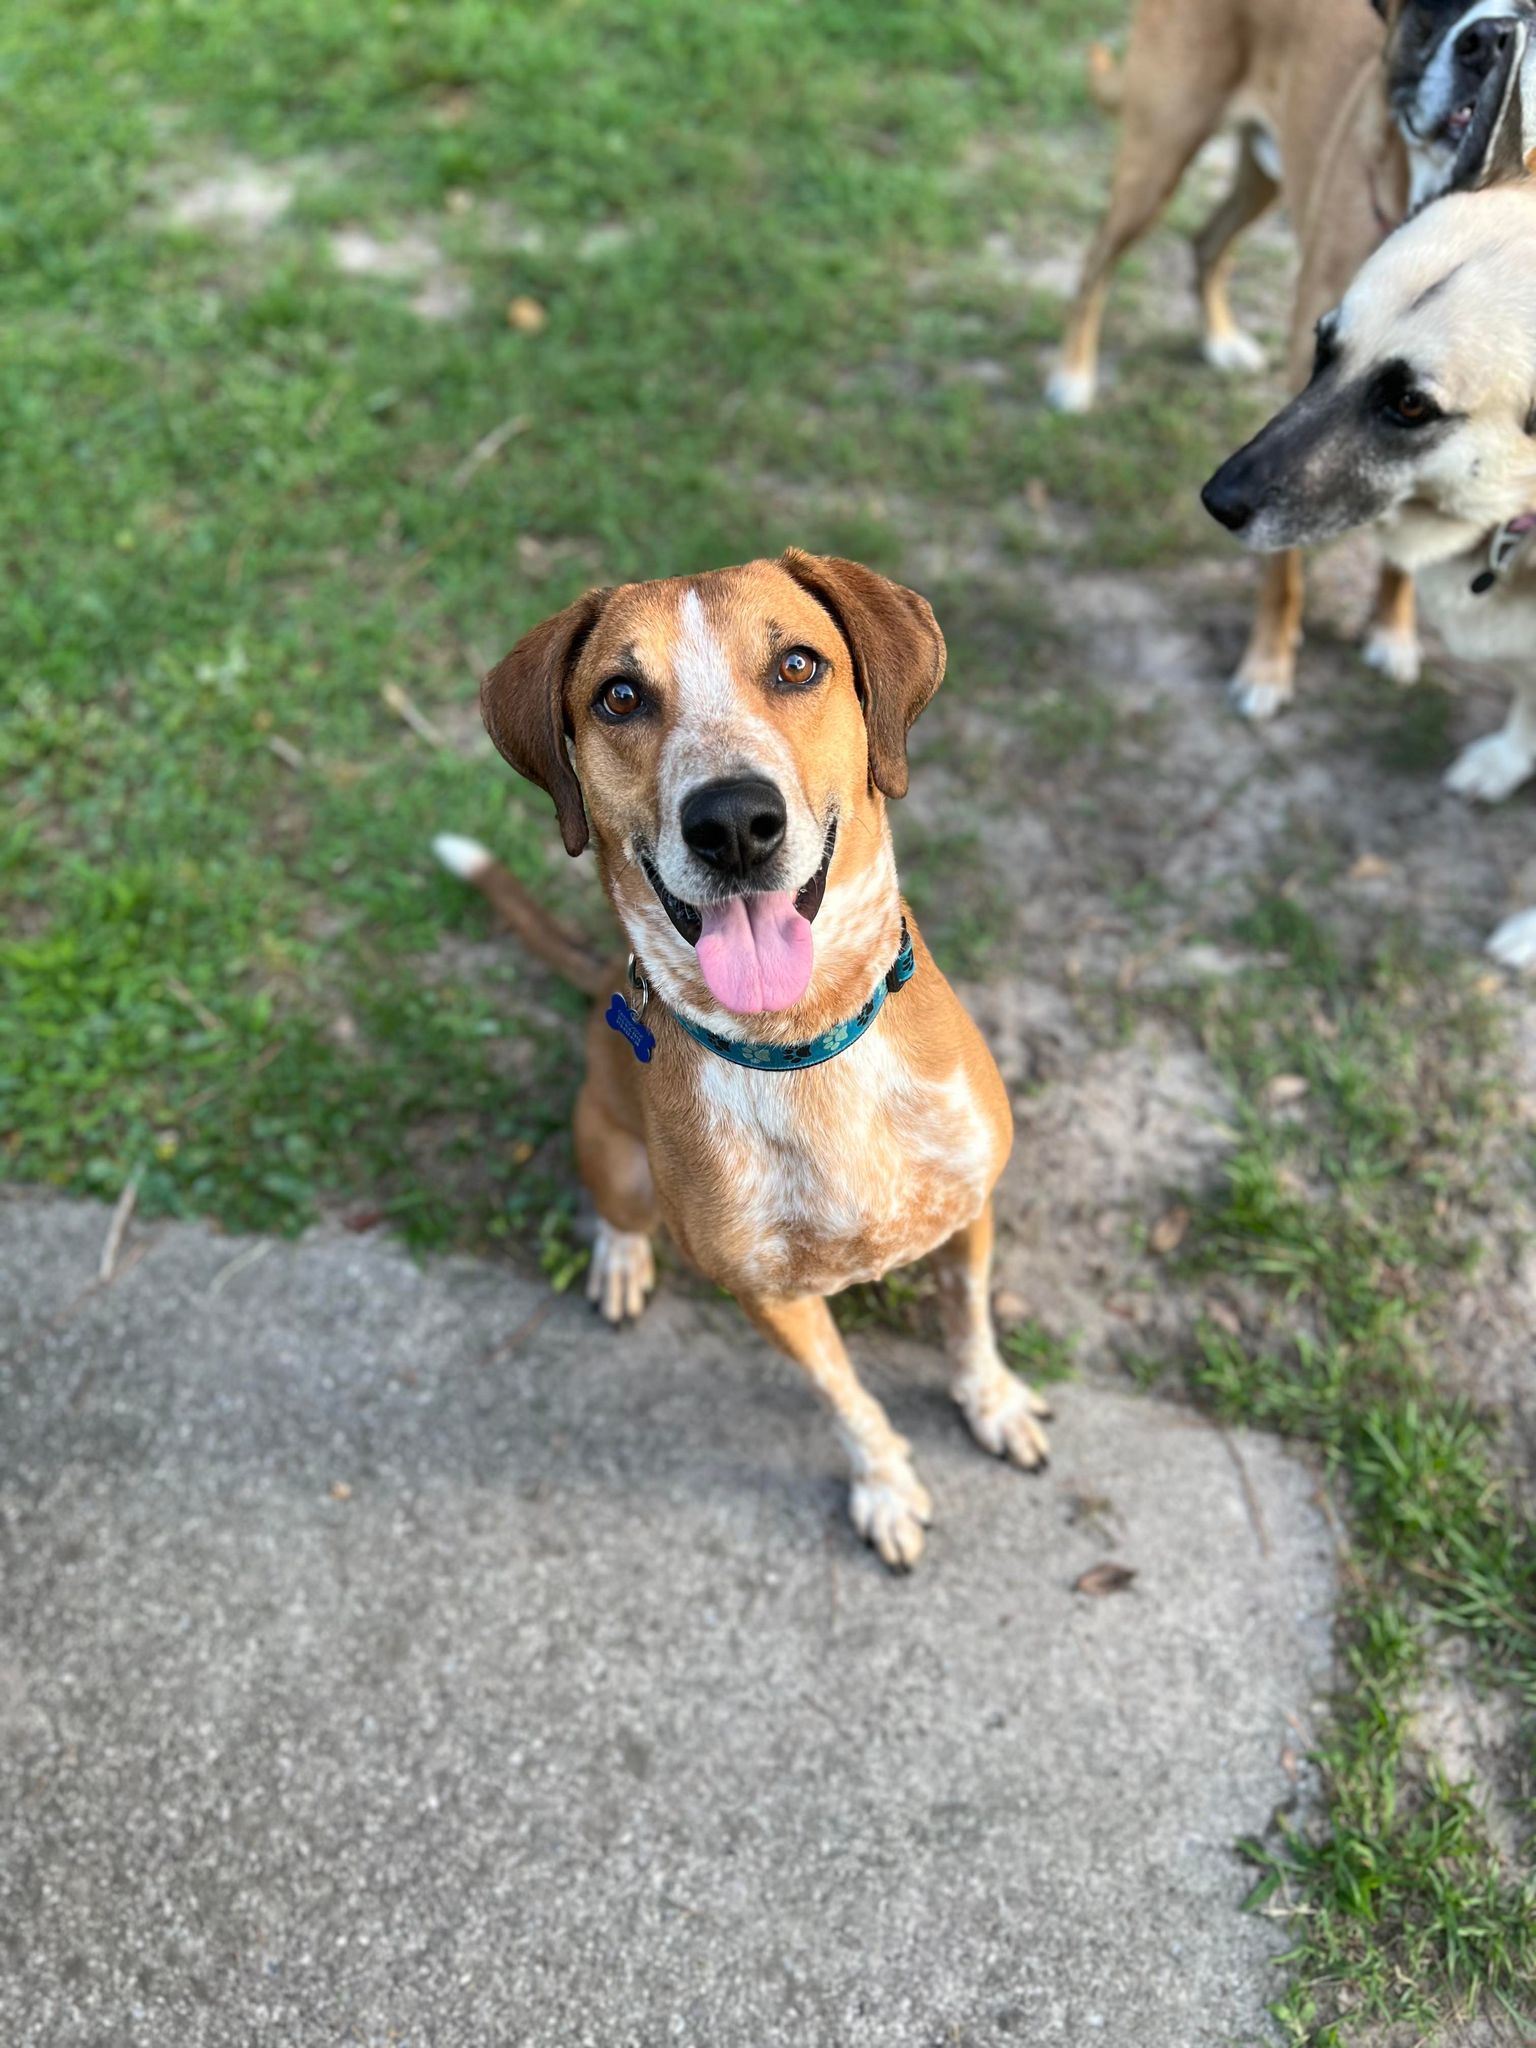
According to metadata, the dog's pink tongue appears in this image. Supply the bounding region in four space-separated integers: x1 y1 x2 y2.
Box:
696 893 813 1014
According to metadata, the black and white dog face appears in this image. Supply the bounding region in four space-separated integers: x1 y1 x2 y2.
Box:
1203 26 1536 569
1381 0 1534 201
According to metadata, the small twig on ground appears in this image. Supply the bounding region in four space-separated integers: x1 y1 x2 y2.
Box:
387 522 471 587
207 1239 274 1301
1212 1419 1272 1558
448 413 529 492
480 1297 556 1365
381 680 447 748
99 1166 144 1285
164 976 224 1034
267 734 305 771
305 379 350 441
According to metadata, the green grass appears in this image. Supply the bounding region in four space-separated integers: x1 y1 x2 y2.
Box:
1157 898 1536 2042
5 0 1260 1246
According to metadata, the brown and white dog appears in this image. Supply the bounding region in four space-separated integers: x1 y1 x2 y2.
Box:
1203 23 1536 962
437 554 1049 1569
1047 0 1518 720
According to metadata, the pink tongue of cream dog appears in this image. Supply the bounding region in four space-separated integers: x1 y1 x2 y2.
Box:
696 893 813 1014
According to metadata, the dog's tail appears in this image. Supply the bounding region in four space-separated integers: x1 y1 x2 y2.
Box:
433 834 610 998
1087 41 1123 115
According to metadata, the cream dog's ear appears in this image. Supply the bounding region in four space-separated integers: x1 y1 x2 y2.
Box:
778 550 946 800
481 587 613 856
1451 19 1536 190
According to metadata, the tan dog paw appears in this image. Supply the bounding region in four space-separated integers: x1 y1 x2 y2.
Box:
957 1375 1052 1470
1228 653 1295 723
587 1219 656 1324
849 1460 933 1571
1362 624 1421 687
1203 328 1266 377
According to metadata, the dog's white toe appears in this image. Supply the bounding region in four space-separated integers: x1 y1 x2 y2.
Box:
1044 364 1097 415
1488 908 1536 970
587 1219 656 1324
849 1460 933 1571
1228 659 1295 723
1361 626 1422 687
1202 328 1266 376
1444 730 1536 805
957 1375 1052 1469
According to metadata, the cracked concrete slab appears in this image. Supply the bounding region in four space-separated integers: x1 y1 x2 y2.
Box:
0 1193 1335 2047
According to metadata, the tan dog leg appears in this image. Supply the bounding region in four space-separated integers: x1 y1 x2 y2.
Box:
1193 130 1279 376
933 1202 1051 1470
1362 564 1421 686
742 1294 932 1570
1047 47 1241 413
1230 549 1305 721
575 1060 659 1326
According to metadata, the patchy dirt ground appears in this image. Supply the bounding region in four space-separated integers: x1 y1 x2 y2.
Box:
909 534 1536 1447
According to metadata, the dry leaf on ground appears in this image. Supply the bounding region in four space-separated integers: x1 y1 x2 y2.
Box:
1072 1561 1137 1597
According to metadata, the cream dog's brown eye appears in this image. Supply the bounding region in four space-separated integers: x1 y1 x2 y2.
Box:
775 647 822 688
1390 389 1437 426
598 677 642 720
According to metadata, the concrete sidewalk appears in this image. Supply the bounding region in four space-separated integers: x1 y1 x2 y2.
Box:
0 1193 1335 2048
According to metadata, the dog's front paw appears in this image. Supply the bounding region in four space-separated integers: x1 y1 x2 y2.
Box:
1203 328 1266 376
1362 625 1422 687
1488 908 1536 970
1044 363 1097 415
957 1374 1052 1471
587 1219 656 1324
1444 729 1536 805
849 1458 933 1572
1228 654 1295 723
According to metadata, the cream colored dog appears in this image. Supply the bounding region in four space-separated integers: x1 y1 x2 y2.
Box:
1203 26 1536 961
1049 0 1525 720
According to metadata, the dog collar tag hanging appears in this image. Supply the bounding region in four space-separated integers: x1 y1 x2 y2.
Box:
605 992 655 1064
1472 512 1536 596
605 958 655 1064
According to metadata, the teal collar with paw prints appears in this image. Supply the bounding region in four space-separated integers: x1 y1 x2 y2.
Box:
606 920 916 1072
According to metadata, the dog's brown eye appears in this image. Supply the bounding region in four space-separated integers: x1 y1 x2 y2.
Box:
598 678 642 720
1391 389 1437 426
775 647 822 688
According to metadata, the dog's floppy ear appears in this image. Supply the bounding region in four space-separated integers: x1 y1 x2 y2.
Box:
778 549 946 800
481 587 613 856
1450 19 1536 190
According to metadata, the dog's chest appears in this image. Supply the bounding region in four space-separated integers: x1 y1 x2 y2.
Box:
668 1030 998 1297
1421 554 1536 666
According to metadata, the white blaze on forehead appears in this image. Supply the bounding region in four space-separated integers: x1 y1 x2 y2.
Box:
674 586 739 724
658 583 802 810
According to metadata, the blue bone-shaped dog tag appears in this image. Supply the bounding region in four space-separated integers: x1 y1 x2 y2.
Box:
605 991 655 1064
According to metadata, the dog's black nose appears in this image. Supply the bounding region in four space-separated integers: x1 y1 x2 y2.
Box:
680 777 787 879
1201 472 1253 534
1457 16 1512 69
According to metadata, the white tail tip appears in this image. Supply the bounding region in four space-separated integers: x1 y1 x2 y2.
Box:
433 832 493 881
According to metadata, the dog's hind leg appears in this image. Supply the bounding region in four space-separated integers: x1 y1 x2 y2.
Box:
1046 36 1242 414
1445 678 1536 806
932 1202 1051 1472
1193 127 1279 375
1230 549 1305 721
741 1293 932 1570
1362 564 1421 686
